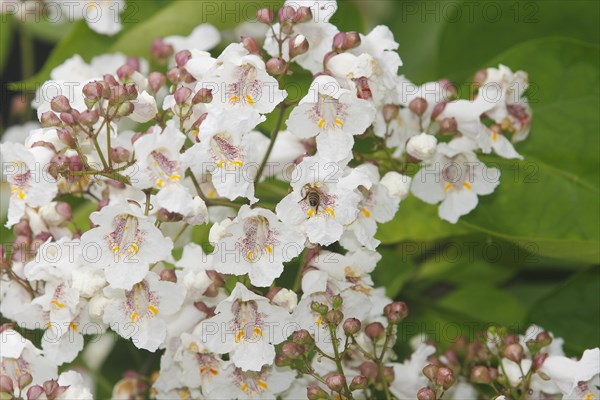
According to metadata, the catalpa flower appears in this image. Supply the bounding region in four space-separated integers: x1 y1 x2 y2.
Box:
207 43 287 114
287 76 376 162
200 283 294 371
1 142 57 227
411 140 500 223
103 271 185 351
183 108 265 203
206 363 295 400
276 156 369 245
79 202 173 289
164 23 221 53
209 205 305 287
128 121 186 190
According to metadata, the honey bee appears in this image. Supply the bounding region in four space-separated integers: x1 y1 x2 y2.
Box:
299 184 321 214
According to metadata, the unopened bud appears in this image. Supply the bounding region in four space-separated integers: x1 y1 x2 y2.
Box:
307 385 329 400
438 117 457 134
365 322 385 340
382 366 395 383
417 387 437 400
332 32 346 51
55 202 72 221
266 57 287 75
382 104 399 123
331 294 343 309
167 67 183 84
310 301 328 315
278 5 296 23
0 376 13 394
103 74 119 86
40 111 62 127
109 146 130 164
26 385 45 400
470 366 491 384
289 34 309 59
473 69 487 89
148 72 166 93
175 50 192 68
409 97 428 116
294 6 313 23
79 110 100 127
125 84 138 101
174 87 192 105
325 373 345 392
83 81 103 100
359 361 379 381
533 353 548 371
256 8 274 24
422 364 438 382
193 88 213 104
292 329 313 345
536 331 552 347
342 318 361 336
156 208 183 223
274 352 292 367
431 102 446 120
117 64 135 80
241 36 261 55
59 112 75 125
18 373 33 389
109 85 128 104
126 57 141 71
438 79 457 98
384 301 409 324
281 342 303 359
151 38 174 63
435 367 455 390
116 102 135 118
193 301 216 318
159 269 177 283
406 133 438 161
14 220 32 237
343 32 361 50
50 95 71 113
326 309 343 326
56 128 75 147
503 343 524 363
349 375 368 391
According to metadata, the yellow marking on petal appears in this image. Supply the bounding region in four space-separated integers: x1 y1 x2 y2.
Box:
492 131 498 142
69 322 78 332
463 181 472 190
233 160 243 167
217 160 223 168
230 96 240 103
129 243 139 254
156 179 164 188
131 312 139 323
192 129 199 137
264 245 272 254
241 383 248 392
335 119 344 127
235 331 244 343
12 188 25 200
325 207 336 218
209 368 219 376
180 390 189 399
307 208 315 217
47 322 52 329
318 119 325 129
245 95 254 105
253 327 262 337
148 305 159 315
200 366 207 374
258 380 268 390
170 174 181 181
50 300 65 309
584 394 594 400
316 315 323 326
444 183 453 192
208 189 217 199
361 207 371 218
246 250 255 261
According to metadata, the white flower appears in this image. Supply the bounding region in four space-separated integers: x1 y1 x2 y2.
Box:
1 142 57 227
411 140 500 223
210 205 305 287
276 156 369 245
287 76 376 161
79 202 173 289
406 133 438 161
103 271 185 351
56 0 125 35
199 283 294 371
380 170 412 200
183 108 265 203
501 358 533 387
390 343 436 399
164 23 221 53
57 371 94 400
130 90 158 123
539 348 600 395
206 363 296 399
206 44 287 114
271 288 298 313
71 266 107 298
128 122 186 190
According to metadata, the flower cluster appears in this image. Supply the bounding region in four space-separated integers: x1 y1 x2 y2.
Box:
1 1 597 399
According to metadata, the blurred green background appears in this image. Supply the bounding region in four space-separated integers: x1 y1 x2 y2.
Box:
1 0 599 394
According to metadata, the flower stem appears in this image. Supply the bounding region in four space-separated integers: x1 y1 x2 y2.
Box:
328 323 353 399
255 103 287 183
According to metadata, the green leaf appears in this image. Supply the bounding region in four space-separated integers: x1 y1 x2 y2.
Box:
527 266 600 355
0 15 13 75
372 247 416 297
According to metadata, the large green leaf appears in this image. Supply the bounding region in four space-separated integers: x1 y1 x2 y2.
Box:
380 38 600 263
527 266 600 355
0 15 13 75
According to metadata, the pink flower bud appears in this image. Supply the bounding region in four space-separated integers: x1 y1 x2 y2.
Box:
18 373 33 389
280 342 304 359
326 309 343 325
503 343 524 363
342 317 361 336
148 72 166 93
470 365 491 384
409 97 428 116
193 301 216 318
292 329 313 345
241 36 261 55
159 269 178 283
116 102 135 118
83 81 103 100
382 104 399 123
174 87 193 105
109 85 128 104
533 353 548 371
431 102 446 120
365 322 385 340
294 6 313 23
289 34 309 59
536 331 552 347
59 112 75 125
193 88 213 104
110 146 130 164
473 69 487 88
30 140 56 152
422 364 438 382
343 31 361 50
384 301 409 324
266 57 287 75
27 385 45 400
354 77 373 100
256 7 274 24
325 373 346 392
126 56 141 71
307 385 329 400
14 219 32 237
68 155 84 172
435 367 455 390
40 111 62 127
0 375 13 394
117 64 135 80
151 38 174 62
79 110 100 127
382 366 395 383
50 95 71 113
103 74 119 86
55 202 72 220
278 5 296 23
332 32 347 51
438 117 457 134
359 361 379 380
167 66 183 84
126 84 138 101
175 50 192 68
417 387 436 400
350 375 368 391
